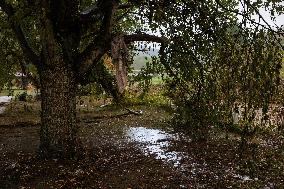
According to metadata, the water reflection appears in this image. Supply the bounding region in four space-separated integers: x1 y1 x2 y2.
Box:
126 126 256 184
126 127 186 167
0 96 12 103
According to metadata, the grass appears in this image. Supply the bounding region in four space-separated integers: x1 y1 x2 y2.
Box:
0 89 38 97
151 76 164 85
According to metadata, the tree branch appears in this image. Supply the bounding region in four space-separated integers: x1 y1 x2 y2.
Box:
215 0 280 32
77 36 111 76
78 0 118 76
243 0 284 50
215 0 267 28
0 0 40 66
215 0 284 50
124 33 166 44
78 33 166 77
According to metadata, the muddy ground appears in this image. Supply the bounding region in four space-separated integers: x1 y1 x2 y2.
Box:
0 99 283 188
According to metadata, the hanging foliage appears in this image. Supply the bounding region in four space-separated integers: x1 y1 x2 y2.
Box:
157 0 283 141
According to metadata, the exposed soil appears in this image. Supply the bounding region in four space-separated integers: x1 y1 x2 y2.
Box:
0 99 283 188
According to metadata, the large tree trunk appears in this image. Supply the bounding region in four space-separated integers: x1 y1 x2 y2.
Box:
38 64 78 158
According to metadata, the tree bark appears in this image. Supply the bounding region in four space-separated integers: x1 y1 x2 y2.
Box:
38 64 78 158
111 36 128 94
115 59 128 94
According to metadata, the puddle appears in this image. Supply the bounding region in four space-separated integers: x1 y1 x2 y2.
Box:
0 96 12 114
126 126 258 184
126 127 186 167
0 96 12 103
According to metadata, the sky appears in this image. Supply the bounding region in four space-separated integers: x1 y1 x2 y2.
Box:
255 8 284 28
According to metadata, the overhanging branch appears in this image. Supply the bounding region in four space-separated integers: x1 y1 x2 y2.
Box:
124 33 166 44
